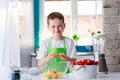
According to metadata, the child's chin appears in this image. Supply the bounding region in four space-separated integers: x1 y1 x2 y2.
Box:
55 34 62 37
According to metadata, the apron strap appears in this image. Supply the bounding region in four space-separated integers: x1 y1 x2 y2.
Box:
63 37 66 49
48 37 66 49
47 37 52 54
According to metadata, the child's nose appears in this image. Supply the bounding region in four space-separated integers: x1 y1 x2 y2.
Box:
55 26 59 30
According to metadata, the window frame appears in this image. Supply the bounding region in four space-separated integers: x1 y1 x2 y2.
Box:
39 0 102 46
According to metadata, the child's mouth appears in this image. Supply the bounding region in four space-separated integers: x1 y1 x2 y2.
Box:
56 31 60 33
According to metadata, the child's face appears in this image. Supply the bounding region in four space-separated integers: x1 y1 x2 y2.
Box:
48 18 65 38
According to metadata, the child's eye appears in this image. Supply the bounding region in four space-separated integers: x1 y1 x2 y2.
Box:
52 26 55 28
58 25 62 27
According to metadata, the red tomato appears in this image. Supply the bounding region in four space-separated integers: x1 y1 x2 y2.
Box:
77 62 83 65
82 59 87 64
93 61 99 65
73 59 99 65
86 59 92 65
76 61 84 65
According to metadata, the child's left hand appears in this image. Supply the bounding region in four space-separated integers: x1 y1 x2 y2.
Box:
57 53 70 61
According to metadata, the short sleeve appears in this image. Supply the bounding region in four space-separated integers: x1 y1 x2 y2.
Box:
36 40 48 60
67 40 77 58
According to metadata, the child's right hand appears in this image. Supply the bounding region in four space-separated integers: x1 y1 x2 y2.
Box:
45 52 57 62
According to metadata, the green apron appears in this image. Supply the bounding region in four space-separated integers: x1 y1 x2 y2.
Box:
44 37 69 73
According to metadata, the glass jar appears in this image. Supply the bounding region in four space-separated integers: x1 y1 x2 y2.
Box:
11 70 20 80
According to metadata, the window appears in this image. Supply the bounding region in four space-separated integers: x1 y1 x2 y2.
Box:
40 0 102 45
77 1 102 45
40 0 72 40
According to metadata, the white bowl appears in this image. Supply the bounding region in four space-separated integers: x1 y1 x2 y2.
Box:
71 65 98 79
21 67 41 75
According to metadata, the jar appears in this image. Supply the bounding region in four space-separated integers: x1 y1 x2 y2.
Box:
12 70 20 80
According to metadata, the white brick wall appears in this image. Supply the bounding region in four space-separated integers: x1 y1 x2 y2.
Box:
107 64 120 72
105 39 119 49
104 16 120 24
103 0 120 72
104 34 117 39
116 34 120 39
105 49 112 57
104 8 119 16
110 50 120 56
106 57 120 65
104 1 120 8
103 24 119 33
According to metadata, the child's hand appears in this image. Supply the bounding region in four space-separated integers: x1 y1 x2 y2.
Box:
45 52 57 62
57 53 70 61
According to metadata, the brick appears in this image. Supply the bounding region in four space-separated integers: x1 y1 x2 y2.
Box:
104 34 117 39
104 16 120 24
111 40 119 49
110 50 120 56
104 32 119 35
107 64 120 72
103 24 119 33
106 56 120 65
104 1 120 8
119 42 120 49
105 40 119 49
105 49 112 57
104 41 113 49
116 34 120 39
104 8 119 16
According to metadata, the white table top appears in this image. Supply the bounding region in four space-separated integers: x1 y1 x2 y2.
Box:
86 72 120 80
1 72 120 80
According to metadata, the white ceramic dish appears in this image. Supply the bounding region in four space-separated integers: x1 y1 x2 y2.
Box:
71 65 98 79
21 67 41 75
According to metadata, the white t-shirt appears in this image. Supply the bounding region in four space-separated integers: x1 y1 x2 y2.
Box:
36 37 77 59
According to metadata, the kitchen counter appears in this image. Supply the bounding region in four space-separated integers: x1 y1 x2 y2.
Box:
88 72 120 80
23 72 120 80
1 72 120 80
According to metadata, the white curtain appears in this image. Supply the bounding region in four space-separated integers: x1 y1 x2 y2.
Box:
0 0 20 67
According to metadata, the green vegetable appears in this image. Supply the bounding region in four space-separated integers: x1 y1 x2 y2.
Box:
88 30 95 36
91 32 94 36
72 34 80 41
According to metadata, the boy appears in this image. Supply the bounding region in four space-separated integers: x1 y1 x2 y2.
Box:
36 12 77 72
